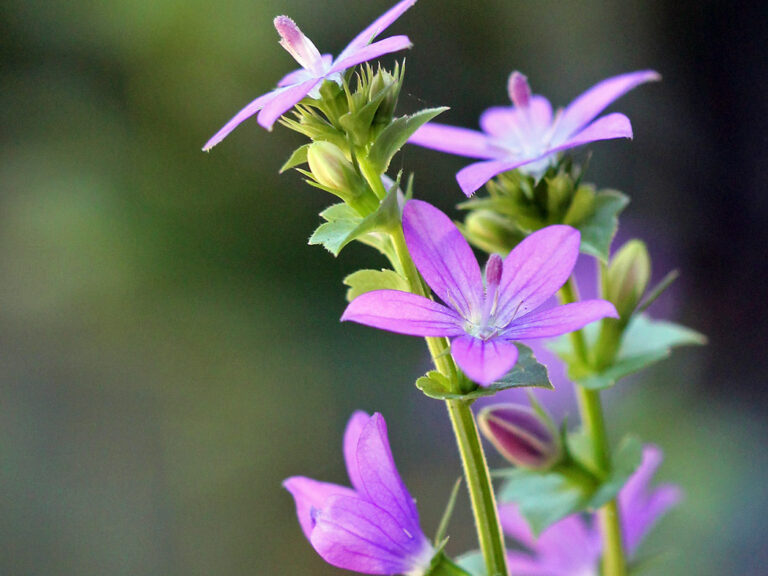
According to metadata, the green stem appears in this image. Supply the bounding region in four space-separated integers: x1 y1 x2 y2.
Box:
561 276 627 576
389 228 508 576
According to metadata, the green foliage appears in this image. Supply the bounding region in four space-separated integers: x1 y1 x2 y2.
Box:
415 344 553 400
279 144 310 173
574 190 629 262
343 269 409 301
425 553 474 576
497 435 643 535
367 107 448 172
555 314 706 390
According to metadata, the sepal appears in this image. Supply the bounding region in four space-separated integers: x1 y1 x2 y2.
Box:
367 106 449 172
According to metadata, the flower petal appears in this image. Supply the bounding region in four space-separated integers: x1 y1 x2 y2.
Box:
338 0 418 61
277 54 333 87
505 552 561 576
283 476 356 540
203 89 285 151
455 157 536 197
402 200 484 318
341 290 464 337
494 225 581 327
408 123 498 159
356 414 423 536
498 503 537 549
344 411 372 493
553 70 660 141
257 78 321 130
556 112 634 149
310 494 433 575
450 335 519 386
503 300 618 340
479 95 553 141
330 36 413 75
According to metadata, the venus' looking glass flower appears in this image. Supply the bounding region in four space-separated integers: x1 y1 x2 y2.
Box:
342 200 617 385
284 411 434 576
408 70 660 196
203 0 416 150
499 446 682 575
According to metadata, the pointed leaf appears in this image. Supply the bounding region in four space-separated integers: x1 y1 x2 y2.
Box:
368 107 449 171
308 219 361 256
280 144 310 173
577 189 630 262
343 269 409 301
433 477 463 546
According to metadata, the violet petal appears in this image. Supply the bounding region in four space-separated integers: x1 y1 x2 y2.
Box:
277 54 333 87
283 476 356 540
338 0 418 61
408 123 498 160
502 300 618 340
494 225 581 326
455 157 535 197
341 289 464 337
479 96 553 140
450 334 519 386
343 411 372 493
256 78 321 130
402 199 484 318
330 36 413 75
203 89 286 151
553 70 660 141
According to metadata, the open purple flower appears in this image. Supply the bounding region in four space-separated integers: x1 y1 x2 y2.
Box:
284 411 434 575
499 446 682 575
408 70 660 196
203 0 416 149
342 200 617 386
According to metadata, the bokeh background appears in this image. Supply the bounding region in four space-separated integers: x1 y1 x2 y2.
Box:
2 0 767 574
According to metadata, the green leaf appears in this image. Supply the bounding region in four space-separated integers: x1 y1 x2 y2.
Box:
425 553 474 576
589 435 643 508
343 269 409 301
367 107 448 171
569 315 706 390
308 219 361 256
576 189 629 262
279 144 310 173
414 344 553 401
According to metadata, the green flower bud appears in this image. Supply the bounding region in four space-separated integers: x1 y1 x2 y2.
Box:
307 141 365 198
369 66 402 127
606 239 651 318
478 404 561 470
462 209 525 255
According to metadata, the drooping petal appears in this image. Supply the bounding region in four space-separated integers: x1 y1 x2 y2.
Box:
341 290 464 337
455 157 537 197
619 446 682 556
330 35 413 75
203 89 286 151
338 0 418 61
257 78 322 130
355 414 426 543
494 226 581 327
402 200 484 318
553 70 661 142
502 300 618 340
283 476 356 540
310 494 433 575
408 123 499 159
450 335 519 386
344 411 372 493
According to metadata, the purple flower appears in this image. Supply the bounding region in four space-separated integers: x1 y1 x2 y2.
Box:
284 411 434 575
408 70 660 196
203 0 417 149
499 446 682 575
342 200 617 386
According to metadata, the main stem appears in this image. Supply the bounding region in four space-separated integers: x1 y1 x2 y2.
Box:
561 278 627 576
390 229 509 576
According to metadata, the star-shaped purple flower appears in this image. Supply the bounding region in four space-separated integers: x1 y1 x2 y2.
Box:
284 411 434 575
499 446 682 575
342 200 617 386
408 70 660 196
203 0 417 149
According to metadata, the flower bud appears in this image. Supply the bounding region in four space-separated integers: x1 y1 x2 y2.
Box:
369 67 402 127
605 239 651 318
307 141 365 197
478 404 561 470
462 210 525 255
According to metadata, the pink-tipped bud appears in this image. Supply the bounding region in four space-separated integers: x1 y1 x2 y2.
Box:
478 404 561 470
274 15 323 74
485 253 504 291
508 71 531 109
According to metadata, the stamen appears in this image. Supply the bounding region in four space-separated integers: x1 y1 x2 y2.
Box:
274 16 324 75
508 71 532 109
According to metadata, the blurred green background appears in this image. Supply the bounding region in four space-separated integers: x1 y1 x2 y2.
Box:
2 0 767 574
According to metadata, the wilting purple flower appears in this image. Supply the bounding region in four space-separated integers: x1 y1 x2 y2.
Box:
342 200 617 386
203 0 416 149
408 70 660 196
499 446 682 575
284 411 434 575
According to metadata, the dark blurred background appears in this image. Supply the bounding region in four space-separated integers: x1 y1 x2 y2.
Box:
1 0 767 574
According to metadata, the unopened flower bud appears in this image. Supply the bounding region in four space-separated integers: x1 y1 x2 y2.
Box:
478 404 561 470
369 68 401 127
463 210 525 255
606 239 651 318
307 141 364 196
508 71 531 109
